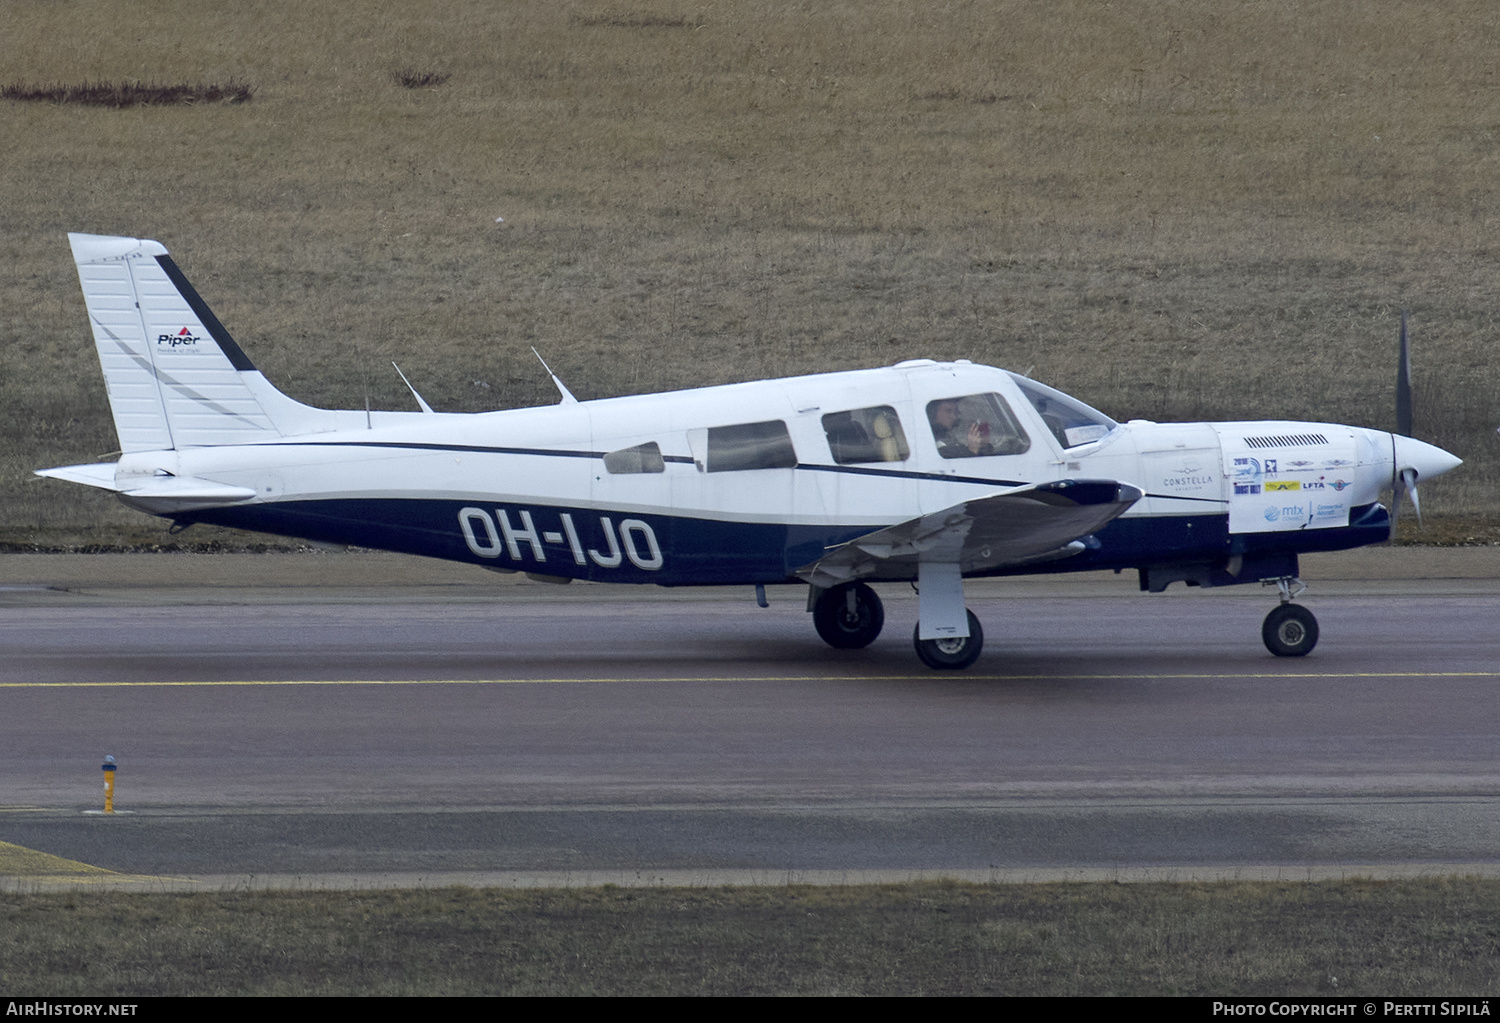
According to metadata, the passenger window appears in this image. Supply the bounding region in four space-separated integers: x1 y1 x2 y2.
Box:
926 394 1030 458
705 420 798 472
603 442 665 474
822 406 910 464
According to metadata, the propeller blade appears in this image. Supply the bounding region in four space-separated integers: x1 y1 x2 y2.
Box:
1401 467 1422 526
1390 467 1405 539
1395 309 1412 437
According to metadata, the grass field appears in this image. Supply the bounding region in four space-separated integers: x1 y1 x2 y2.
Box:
3 1 1499 543
3 880 1499 996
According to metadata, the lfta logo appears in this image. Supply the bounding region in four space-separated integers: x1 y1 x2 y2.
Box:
156 327 200 347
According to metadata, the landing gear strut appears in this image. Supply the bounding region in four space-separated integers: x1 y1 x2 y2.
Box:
1261 577 1319 657
812 582 885 649
913 610 985 670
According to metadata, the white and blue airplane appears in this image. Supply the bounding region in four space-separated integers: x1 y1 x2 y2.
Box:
39 233 1462 668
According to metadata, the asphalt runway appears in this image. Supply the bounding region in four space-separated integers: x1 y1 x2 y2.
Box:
3 552 1499 887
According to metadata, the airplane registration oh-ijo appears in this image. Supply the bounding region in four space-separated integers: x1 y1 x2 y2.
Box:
40 233 1463 669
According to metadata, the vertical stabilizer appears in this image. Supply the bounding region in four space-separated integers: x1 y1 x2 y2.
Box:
69 232 283 450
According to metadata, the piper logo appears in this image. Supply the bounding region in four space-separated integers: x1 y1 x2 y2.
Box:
156 327 200 347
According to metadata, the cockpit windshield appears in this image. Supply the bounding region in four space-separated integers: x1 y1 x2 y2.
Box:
1008 373 1117 449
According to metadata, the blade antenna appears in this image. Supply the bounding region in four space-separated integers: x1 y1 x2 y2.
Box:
391 362 435 414
531 347 578 405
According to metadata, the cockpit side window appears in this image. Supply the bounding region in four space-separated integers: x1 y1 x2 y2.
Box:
705 420 798 472
603 441 665 474
926 394 1030 458
1009 374 1117 449
821 405 910 464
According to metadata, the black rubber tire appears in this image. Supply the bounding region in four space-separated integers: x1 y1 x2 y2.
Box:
1262 603 1319 657
913 610 985 670
812 582 885 649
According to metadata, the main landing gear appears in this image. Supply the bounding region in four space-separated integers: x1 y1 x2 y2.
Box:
811 581 885 649
1261 576 1319 657
810 574 987 670
913 611 984 670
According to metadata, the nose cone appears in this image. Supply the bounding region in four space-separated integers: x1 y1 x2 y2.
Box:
1392 434 1462 482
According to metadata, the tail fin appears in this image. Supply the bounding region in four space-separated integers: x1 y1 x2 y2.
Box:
69 233 324 450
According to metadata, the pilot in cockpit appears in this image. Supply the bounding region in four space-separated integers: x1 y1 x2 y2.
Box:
928 397 993 458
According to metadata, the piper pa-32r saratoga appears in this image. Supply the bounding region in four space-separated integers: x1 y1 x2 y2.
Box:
40 233 1462 669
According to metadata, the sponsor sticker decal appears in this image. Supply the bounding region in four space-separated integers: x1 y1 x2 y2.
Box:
1264 480 1301 491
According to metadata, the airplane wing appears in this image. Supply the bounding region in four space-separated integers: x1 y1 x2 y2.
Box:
796 479 1142 588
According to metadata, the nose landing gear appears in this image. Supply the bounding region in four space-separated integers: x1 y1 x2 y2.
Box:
1261 576 1319 657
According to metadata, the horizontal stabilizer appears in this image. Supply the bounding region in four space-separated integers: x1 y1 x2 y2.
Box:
797 479 1142 587
34 463 119 490
35 463 255 512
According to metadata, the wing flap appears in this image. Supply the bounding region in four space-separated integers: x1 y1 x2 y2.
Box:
797 479 1141 587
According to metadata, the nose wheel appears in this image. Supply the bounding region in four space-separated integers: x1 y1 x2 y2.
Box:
1261 577 1319 656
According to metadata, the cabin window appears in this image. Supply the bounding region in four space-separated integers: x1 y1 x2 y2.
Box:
822 406 910 464
603 442 665 474
926 394 1030 458
705 420 798 472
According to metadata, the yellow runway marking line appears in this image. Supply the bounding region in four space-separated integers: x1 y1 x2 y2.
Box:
1 671 1497 688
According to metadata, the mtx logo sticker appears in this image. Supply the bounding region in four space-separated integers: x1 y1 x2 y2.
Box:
156 327 200 347
458 507 663 571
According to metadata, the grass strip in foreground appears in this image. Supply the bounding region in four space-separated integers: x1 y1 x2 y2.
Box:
2 879 1497 995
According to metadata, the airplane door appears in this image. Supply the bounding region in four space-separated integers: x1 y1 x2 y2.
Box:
907 374 1051 514
780 376 920 533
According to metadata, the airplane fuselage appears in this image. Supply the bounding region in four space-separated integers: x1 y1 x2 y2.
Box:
114 360 1410 589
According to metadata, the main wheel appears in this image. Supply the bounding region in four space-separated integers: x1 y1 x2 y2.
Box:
913 610 984 670
812 582 885 649
1262 603 1319 657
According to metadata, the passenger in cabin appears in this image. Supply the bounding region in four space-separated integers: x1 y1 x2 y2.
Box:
823 411 874 463
928 398 993 458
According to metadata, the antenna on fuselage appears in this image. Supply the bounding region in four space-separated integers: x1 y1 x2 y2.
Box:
531 347 578 405
391 362 436 414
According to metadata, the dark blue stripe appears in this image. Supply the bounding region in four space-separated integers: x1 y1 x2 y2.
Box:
175 497 1391 588
155 255 257 372
246 439 1036 488
794 462 1027 487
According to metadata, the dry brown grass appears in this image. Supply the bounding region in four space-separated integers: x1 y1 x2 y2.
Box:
2 1 1498 538
3 880 1499 996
